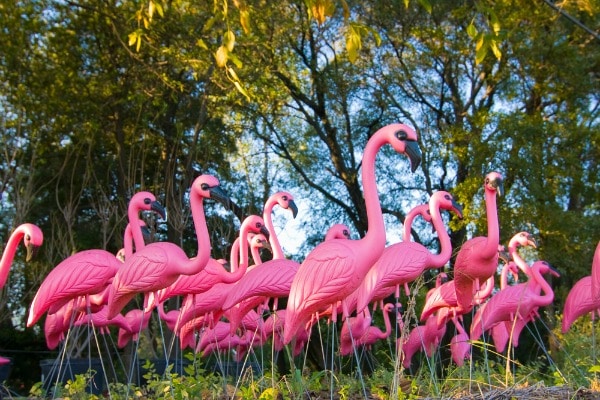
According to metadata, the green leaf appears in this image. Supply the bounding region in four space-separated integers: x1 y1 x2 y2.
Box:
215 45 228 67
589 365 600 373
346 30 361 63
234 81 251 101
224 30 235 52
467 23 478 39
490 40 501 60
418 0 432 13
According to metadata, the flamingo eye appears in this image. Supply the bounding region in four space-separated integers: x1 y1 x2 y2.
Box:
444 194 451 200
343 230 349 236
144 198 152 205
282 195 288 201
25 234 31 241
395 129 408 140
201 183 210 190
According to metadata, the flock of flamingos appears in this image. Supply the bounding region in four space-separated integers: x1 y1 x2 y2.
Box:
1 123 599 384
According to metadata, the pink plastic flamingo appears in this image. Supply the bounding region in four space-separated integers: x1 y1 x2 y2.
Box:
591 241 600 300
262 191 298 260
155 215 268 304
403 203 432 242
398 312 447 369
223 223 351 334
107 175 233 319
419 273 495 328
340 302 394 356
0 223 44 288
452 171 503 314
355 191 462 313
117 308 154 348
283 123 421 344
470 260 559 341
28 192 165 327
488 232 536 353
562 241 600 333
449 316 470 366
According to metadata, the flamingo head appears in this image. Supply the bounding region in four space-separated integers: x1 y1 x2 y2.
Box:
325 224 352 241
241 214 270 239
250 233 272 254
431 191 463 219
193 174 237 211
272 191 299 218
484 171 504 196
21 223 44 261
533 260 560 278
130 191 167 221
507 261 520 282
382 123 421 172
510 231 537 249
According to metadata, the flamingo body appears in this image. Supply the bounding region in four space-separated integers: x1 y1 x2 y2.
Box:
28 249 121 327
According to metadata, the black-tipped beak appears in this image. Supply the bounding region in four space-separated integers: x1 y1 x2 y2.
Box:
261 240 273 254
404 140 422 173
209 186 235 212
452 200 464 219
289 200 299 218
26 243 39 262
260 225 271 240
151 201 167 221
548 264 560 278
528 238 537 248
490 178 504 197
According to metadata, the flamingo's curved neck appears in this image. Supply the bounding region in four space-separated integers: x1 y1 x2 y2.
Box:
402 208 420 242
532 267 554 304
128 207 146 255
0 227 25 287
222 222 252 283
229 238 241 272
360 132 386 256
382 306 393 338
187 193 211 273
264 202 284 259
428 203 452 267
482 188 500 259
500 262 512 289
509 242 531 278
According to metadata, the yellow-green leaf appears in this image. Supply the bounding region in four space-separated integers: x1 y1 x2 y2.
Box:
589 365 600 373
155 1 164 17
234 81 251 101
128 32 138 47
196 38 208 50
227 66 240 82
418 0 432 13
148 0 155 20
467 23 477 39
259 387 278 400
490 40 501 60
240 9 251 34
215 45 229 67
224 30 235 52
475 42 487 64
346 31 361 63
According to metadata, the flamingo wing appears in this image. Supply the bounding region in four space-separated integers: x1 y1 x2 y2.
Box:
28 250 119 327
284 241 355 343
357 243 429 311
562 276 595 333
222 259 299 310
